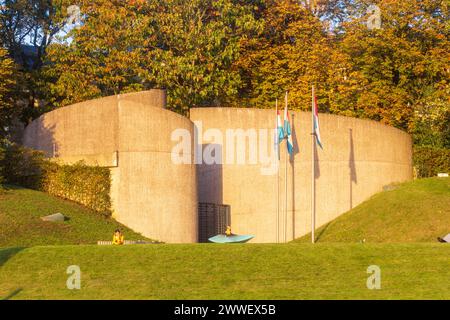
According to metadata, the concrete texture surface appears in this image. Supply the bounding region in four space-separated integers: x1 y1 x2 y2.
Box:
23 90 197 243
22 91 412 243
190 108 413 243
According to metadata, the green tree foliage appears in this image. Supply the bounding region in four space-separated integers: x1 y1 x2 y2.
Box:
0 47 18 137
0 140 112 215
235 0 448 132
0 0 68 69
414 146 450 178
334 0 449 132
42 0 262 113
234 0 351 110
43 161 112 215
41 0 147 108
0 138 47 187
0 0 72 123
1 0 448 153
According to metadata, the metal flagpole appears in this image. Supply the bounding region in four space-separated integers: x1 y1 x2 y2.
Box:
311 85 316 244
276 99 280 244
284 91 288 243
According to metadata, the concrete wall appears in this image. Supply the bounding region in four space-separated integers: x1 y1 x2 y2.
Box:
190 108 413 243
22 90 412 244
114 99 197 243
23 90 198 243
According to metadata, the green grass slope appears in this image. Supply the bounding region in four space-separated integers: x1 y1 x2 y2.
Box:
1 244 449 300
295 177 450 243
0 186 148 247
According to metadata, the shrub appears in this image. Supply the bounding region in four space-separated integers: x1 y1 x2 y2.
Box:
43 161 112 216
0 139 47 189
0 140 112 216
413 146 450 178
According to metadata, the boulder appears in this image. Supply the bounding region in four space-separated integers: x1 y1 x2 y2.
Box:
41 213 66 222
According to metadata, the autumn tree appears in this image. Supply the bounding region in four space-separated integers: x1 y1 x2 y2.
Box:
234 0 349 110
235 0 448 144
0 47 17 137
0 0 74 123
4 0 446 148
42 0 261 113
41 0 150 108
0 0 69 69
333 0 449 134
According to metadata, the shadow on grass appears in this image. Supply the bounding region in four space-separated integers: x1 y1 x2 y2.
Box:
1 184 27 191
1 288 23 300
0 247 25 267
315 222 333 242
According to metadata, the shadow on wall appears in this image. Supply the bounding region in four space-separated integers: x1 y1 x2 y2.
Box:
24 120 58 158
197 144 223 205
46 123 58 158
290 113 300 240
349 128 357 209
20 122 58 188
197 144 224 242
7 122 57 189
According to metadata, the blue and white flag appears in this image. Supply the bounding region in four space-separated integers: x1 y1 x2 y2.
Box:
275 101 285 160
313 94 323 149
284 94 294 155
277 109 284 144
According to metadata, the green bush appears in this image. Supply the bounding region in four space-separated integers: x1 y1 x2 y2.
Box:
413 146 450 178
0 140 47 189
0 140 112 216
43 161 112 216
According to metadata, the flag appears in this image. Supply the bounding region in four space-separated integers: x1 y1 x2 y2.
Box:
277 109 284 143
275 100 284 160
313 92 323 149
284 93 294 155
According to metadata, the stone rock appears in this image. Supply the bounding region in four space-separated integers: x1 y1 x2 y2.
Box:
41 213 66 222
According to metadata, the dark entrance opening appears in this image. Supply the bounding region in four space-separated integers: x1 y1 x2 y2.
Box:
198 203 231 243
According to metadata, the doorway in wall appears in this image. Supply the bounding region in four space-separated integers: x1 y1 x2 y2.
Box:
198 203 231 243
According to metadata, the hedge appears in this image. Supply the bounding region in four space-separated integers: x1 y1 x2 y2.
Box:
43 161 111 215
0 140 112 216
1 139 47 189
413 146 450 178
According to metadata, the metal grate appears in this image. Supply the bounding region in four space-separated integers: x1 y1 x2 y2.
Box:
198 203 231 243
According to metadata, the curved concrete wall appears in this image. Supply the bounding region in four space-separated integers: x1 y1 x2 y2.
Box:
190 108 413 243
22 91 412 244
23 90 198 243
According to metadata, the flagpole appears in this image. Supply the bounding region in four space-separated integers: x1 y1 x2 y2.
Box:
284 91 288 243
276 99 280 244
311 85 316 244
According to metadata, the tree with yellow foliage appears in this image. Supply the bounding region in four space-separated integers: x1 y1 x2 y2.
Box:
235 0 338 109
42 0 262 113
0 47 18 137
335 0 448 134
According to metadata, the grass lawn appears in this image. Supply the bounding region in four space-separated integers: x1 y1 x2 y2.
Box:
295 177 450 243
1 179 449 300
0 185 149 247
0 243 449 300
